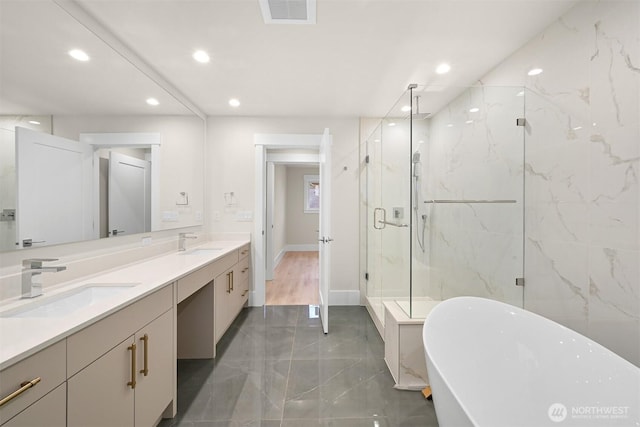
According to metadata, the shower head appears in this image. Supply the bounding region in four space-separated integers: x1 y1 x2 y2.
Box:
412 96 431 120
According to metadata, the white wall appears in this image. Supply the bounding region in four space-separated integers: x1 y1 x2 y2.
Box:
206 116 360 293
478 1 640 365
285 166 319 246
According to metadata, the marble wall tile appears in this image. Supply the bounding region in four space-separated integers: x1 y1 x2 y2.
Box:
486 0 638 365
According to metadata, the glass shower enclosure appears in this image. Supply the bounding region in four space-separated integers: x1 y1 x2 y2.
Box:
363 84 526 327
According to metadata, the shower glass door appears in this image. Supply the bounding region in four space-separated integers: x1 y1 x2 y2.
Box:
365 90 413 326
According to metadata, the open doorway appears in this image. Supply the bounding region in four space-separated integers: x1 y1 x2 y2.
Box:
254 130 332 333
266 164 319 305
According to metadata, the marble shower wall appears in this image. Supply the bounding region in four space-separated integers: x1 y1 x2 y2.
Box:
480 0 639 365
420 86 525 308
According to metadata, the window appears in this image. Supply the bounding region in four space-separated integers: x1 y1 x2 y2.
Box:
304 174 320 213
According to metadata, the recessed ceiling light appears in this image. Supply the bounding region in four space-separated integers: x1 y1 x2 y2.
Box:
193 50 210 63
401 105 411 112
68 49 89 61
465 120 473 124
28 120 41 125
435 63 451 74
146 98 159 106
229 98 240 107
388 122 396 127
469 107 480 113
528 68 543 76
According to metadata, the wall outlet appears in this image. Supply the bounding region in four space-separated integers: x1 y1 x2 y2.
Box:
236 210 253 222
195 210 203 221
162 211 179 222
141 237 152 246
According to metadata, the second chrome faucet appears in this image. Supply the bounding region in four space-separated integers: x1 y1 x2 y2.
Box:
178 233 198 251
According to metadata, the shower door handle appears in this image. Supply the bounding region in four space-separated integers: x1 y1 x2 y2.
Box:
374 208 386 229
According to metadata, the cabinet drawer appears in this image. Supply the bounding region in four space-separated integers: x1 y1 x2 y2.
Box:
238 244 250 261
67 285 173 377
177 263 214 303
177 251 238 303
235 257 250 284
0 340 66 424
2 383 66 427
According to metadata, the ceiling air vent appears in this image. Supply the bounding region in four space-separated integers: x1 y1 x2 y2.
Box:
259 0 316 24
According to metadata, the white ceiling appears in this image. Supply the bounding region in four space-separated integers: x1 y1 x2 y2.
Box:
1 0 578 118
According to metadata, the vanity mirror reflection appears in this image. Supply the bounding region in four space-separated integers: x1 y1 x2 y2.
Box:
0 0 205 252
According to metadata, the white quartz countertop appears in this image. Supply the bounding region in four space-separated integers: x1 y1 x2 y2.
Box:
0 239 250 370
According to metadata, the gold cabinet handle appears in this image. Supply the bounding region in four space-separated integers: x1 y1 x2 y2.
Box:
241 290 248 297
241 267 249 273
226 272 231 293
139 334 149 376
0 377 41 407
230 270 234 291
127 343 137 389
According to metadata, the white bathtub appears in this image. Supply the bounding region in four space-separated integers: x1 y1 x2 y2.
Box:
423 297 640 427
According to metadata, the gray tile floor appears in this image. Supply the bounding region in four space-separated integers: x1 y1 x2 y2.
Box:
160 305 438 427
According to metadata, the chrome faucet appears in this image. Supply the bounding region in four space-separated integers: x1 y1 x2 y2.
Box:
178 233 197 251
21 258 67 299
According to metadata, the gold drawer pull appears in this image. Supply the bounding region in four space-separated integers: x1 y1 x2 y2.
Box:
241 267 249 273
139 334 149 376
241 290 248 297
128 343 137 389
230 270 234 291
241 249 248 255
0 377 41 407
226 272 231 293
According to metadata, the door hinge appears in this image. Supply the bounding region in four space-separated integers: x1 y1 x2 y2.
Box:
365 272 369 281
515 277 525 287
365 155 370 164
516 118 526 127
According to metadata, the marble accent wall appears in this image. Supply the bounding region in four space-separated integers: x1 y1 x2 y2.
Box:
418 86 525 308
480 0 639 365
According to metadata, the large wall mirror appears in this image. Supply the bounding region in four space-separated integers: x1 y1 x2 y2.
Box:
0 1 205 252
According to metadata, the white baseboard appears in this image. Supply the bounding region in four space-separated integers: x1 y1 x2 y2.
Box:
329 290 361 306
274 248 286 269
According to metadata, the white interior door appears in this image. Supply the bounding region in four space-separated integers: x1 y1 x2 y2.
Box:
108 151 150 237
16 127 93 248
318 128 332 334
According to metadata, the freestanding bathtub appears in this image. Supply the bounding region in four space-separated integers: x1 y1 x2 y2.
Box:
422 297 640 427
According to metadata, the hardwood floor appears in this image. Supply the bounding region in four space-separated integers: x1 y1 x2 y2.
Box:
266 251 319 305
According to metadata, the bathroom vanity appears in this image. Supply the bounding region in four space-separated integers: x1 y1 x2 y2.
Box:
0 240 250 426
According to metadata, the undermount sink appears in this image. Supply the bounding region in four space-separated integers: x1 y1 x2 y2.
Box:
0 283 139 318
181 248 224 256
